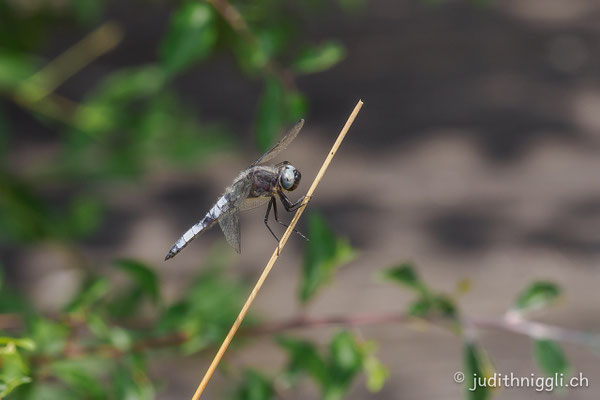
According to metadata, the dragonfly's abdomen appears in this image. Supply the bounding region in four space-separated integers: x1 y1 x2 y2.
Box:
164 195 230 260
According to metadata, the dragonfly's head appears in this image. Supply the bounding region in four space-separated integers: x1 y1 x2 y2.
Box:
279 162 301 191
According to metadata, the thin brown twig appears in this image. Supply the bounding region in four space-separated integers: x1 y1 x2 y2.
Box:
14 307 600 368
191 100 364 400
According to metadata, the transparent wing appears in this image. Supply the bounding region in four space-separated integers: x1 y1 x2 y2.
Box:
251 119 304 166
218 208 241 253
216 175 253 253
239 196 271 211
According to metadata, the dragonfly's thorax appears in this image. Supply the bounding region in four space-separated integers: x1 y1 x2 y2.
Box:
248 166 279 197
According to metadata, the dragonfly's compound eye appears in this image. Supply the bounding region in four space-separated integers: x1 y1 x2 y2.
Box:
280 164 301 191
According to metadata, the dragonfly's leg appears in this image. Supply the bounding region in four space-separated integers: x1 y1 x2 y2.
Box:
279 192 305 212
264 197 280 243
274 195 309 241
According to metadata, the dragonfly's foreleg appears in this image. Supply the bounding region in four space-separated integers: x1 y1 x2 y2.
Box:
274 194 309 241
264 197 280 243
278 191 305 212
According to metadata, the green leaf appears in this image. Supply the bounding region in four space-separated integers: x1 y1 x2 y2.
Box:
75 65 166 134
159 2 218 74
51 360 106 400
285 91 308 122
28 317 69 357
113 359 155 400
113 259 160 303
156 254 247 353
255 77 286 152
330 331 362 375
0 340 32 397
381 262 424 292
514 281 560 312
432 295 458 319
255 79 309 152
327 331 364 398
64 277 109 314
463 341 492 400
300 213 356 303
66 195 103 238
277 336 329 388
0 51 37 91
533 339 569 377
235 369 274 400
0 337 35 351
363 353 388 392
408 297 432 317
293 41 346 74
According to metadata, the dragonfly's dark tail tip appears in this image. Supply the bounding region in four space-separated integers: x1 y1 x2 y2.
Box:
164 253 172 261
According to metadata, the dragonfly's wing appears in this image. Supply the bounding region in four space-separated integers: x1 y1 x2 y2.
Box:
219 208 241 253
251 119 304 166
239 196 271 211
217 175 253 253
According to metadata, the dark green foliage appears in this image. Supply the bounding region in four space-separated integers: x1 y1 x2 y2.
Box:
383 263 458 320
160 2 218 74
300 212 356 303
278 331 385 399
381 262 425 293
293 41 346 75
514 281 561 312
234 369 274 400
463 341 491 400
533 339 569 377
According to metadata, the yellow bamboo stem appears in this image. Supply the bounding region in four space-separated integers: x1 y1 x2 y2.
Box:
191 99 364 400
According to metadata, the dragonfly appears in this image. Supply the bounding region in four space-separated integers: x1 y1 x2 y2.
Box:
164 119 308 261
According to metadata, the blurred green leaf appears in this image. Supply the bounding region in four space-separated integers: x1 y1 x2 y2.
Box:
0 172 53 243
66 195 103 238
160 2 218 74
362 351 388 392
106 259 160 318
463 341 492 400
0 339 32 397
514 281 560 312
51 359 107 400
29 317 68 357
285 91 308 122
114 259 160 303
75 65 166 134
293 41 345 74
69 0 103 23
255 77 285 152
113 357 154 400
64 277 109 314
381 262 424 292
408 297 432 317
433 295 458 319
279 332 373 399
0 51 37 91
277 336 329 388
157 251 247 353
533 339 569 377
326 331 363 399
235 369 274 400
13 384 80 400
0 337 35 351
300 212 356 303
